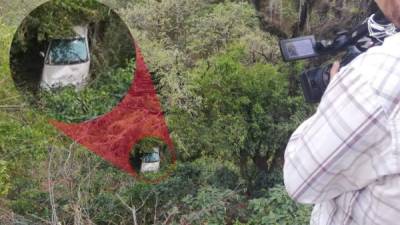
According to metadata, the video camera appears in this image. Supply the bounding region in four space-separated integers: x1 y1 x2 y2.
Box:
279 10 399 103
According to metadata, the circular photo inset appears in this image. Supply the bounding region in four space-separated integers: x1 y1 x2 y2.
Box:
10 0 135 123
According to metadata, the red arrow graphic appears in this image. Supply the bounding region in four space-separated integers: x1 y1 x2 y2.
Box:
50 42 176 177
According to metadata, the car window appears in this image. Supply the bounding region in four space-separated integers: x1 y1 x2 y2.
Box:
46 38 88 65
142 152 160 163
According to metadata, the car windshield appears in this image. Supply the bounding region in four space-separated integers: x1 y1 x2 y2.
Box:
46 38 88 65
142 152 160 163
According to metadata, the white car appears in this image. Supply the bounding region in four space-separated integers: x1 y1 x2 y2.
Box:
140 147 161 173
40 25 90 89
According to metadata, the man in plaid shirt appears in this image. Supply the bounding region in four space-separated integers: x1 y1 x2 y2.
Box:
283 0 400 224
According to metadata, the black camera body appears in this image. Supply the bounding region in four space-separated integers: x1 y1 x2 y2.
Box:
279 10 397 103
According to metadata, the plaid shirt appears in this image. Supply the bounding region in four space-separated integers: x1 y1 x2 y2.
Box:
284 32 400 225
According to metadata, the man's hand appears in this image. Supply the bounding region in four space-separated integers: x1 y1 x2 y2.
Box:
330 61 340 79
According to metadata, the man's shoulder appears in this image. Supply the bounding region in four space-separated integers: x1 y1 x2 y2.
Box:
349 33 400 115
351 33 400 72
367 32 400 57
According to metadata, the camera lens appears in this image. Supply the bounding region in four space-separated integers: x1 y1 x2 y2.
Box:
300 64 331 103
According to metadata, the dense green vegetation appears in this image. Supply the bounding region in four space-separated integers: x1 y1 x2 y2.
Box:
0 0 375 224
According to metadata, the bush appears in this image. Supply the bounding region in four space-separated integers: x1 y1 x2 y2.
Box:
0 160 10 196
171 44 306 192
36 61 134 122
247 185 312 225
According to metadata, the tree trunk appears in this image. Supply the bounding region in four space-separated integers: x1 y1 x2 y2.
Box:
252 0 289 38
252 153 269 173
